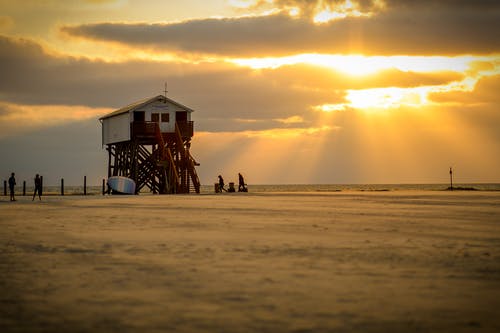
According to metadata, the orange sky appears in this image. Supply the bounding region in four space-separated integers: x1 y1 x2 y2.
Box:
0 0 499 185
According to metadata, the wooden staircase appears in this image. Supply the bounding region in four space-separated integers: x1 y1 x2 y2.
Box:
108 121 200 195
169 122 200 193
154 124 179 193
133 122 200 194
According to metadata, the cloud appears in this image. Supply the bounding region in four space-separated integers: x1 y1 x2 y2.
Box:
381 0 500 10
0 35 344 132
263 64 464 90
61 3 500 56
249 0 385 19
0 101 111 138
274 115 305 124
0 35 239 110
428 74 500 105
255 0 500 15
0 34 494 140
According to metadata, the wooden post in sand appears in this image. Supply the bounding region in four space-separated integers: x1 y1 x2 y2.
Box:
84 176 87 195
23 181 26 196
40 176 43 196
449 167 453 191
61 178 64 196
3 180 6 196
102 179 105 195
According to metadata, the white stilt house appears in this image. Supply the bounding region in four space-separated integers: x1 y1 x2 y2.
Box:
100 95 200 194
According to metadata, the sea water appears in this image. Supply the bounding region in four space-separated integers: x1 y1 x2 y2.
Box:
8 183 500 196
201 183 500 193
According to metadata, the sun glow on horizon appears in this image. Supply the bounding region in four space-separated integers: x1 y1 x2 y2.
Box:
232 53 500 111
230 54 487 76
346 87 427 110
315 81 476 113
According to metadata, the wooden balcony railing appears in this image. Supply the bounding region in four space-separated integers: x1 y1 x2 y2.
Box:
132 121 157 138
177 121 194 138
132 121 193 139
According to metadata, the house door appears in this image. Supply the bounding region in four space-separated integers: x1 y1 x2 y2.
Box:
133 111 145 122
176 111 187 122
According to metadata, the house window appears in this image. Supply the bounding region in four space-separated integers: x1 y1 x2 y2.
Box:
133 111 145 122
151 113 159 122
161 113 170 122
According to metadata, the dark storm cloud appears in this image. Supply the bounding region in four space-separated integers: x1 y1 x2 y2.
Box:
61 2 500 56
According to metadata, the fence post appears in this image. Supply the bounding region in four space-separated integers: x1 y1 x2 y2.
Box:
61 178 64 196
23 181 26 196
84 176 87 195
3 180 6 196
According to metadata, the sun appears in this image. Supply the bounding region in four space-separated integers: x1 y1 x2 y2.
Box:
231 53 499 111
229 54 386 76
230 54 481 76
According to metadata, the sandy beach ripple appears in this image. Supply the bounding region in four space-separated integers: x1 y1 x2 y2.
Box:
1 191 500 332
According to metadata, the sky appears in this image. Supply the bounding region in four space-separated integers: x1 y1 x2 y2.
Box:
0 0 499 186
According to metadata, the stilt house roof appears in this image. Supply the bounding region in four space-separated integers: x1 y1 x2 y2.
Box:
100 95 194 120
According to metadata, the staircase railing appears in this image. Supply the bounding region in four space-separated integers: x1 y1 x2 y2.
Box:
154 123 179 193
186 150 201 193
175 122 201 193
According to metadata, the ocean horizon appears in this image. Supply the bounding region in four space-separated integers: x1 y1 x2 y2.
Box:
6 183 500 196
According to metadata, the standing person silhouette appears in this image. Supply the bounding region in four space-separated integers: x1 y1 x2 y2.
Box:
218 175 226 193
8 172 16 201
32 174 42 201
238 173 247 192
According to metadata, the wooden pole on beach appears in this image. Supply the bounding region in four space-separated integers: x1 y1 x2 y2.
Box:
102 179 105 195
61 178 64 196
23 181 26 196
3 180 6 196
40 176 43 196
449 167 453 191
84 176 87 195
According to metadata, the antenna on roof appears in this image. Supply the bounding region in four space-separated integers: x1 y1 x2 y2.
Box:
163 82 168 103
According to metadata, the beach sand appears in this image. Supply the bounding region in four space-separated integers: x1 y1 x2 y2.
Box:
1 191 499 332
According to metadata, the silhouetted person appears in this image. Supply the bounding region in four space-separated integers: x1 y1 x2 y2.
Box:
218 175 226 192
8 172 16 201
238 173 247 192
32 174 42 201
